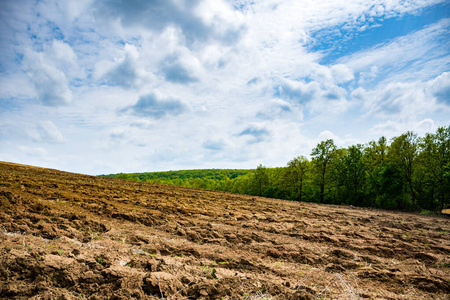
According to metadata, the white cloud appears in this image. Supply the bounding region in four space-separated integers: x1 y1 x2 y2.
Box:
95 44 151 88
414 118 436 135
203 139 226 151
160 54 201 84
318 130 339 142
22 40 83 106
194 0 245 34
278 79 321 103
331 64 354 84
35 0 92 31
123 91 189 119
308 64 354 85
428 72 450 104
238 123 270 144
362 81 431 118
370 118 438 139
18 146 47 157
26 60 73 106
354 71 450 124
49 40 84 79
92 0 244 45
256 98 294 120
31 121 65 143
314 130 360 149
276 77 350 119
0 73 35 100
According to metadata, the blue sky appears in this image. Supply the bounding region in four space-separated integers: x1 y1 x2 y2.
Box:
0 0 449 175
310 2 450 64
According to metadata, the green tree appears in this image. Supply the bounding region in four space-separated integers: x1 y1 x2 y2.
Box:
363 136 388 207
333 145 365 206
377 162 406 209
311 139 337 203
418 126 450 210
282 156 310 201
251 164 269 196
348 145 365 205
327 147 345 204
389 132 418 209
116 173 131 180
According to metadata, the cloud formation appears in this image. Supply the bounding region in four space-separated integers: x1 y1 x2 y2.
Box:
238 125 270 144
37 121 65 143
25 120 65 143
124 92 188 119
277 79 320 103
160 56 199 84
24 47 74 106
92 0 244 44
429 72 450 104
97 44 144 88
203 140 225 151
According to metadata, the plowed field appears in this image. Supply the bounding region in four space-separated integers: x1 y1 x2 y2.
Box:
0 161 449 299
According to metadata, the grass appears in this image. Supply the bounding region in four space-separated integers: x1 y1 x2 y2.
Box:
200 265 217 279
94 255 104 265
314 273 360 300
242 291 275 300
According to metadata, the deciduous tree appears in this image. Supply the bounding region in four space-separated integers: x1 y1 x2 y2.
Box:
311 139 337 203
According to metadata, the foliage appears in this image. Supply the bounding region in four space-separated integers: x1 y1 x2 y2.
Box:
101 126 450 212
311 139 337 203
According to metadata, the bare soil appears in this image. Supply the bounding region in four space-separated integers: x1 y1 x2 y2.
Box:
0 161 449 299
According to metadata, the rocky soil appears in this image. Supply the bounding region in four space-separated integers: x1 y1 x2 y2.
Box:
0 161 449 299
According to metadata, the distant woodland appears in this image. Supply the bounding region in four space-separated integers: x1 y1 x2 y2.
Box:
102 127 450 212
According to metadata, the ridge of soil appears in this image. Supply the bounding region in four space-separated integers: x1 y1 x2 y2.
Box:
0 161 449 299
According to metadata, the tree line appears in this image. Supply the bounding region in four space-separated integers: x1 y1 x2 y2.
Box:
103 126 450 211
103 169 250 182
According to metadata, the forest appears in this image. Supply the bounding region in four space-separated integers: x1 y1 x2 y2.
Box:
103 126 450 212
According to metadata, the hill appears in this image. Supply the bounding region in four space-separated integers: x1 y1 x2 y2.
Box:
0 161 449 299
101 169 252 181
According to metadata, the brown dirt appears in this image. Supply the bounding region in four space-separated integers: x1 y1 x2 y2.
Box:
0 161 449 299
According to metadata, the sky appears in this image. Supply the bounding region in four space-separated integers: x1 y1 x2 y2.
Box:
0 0 449 175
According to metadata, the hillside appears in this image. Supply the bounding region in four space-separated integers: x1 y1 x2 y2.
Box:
0 161 449 299
101 169 252 181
